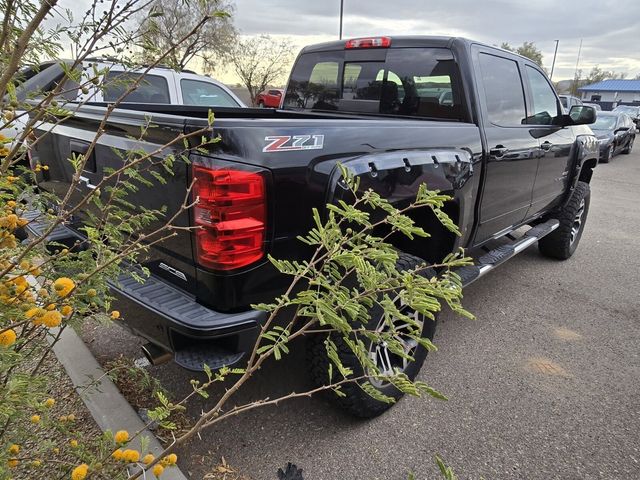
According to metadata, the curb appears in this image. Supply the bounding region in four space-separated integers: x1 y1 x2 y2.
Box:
51 326 189 480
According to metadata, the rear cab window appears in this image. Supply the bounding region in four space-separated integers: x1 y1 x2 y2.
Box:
284 47 467 121
103 71 170 103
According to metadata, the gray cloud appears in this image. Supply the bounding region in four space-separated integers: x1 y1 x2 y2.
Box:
235 0 640 79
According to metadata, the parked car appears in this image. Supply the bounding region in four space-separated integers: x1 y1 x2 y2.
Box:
591 111 635 162
256 88 284 108
2 59 246 160
29 36 599 418
559 94 583 113
612 105 640 129
14 59 245 107
583 102 602 111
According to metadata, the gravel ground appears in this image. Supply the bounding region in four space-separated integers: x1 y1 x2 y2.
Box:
82 148 640 480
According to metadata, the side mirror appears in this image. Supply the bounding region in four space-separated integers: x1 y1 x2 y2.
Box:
567 105 596 125
614 127 630 134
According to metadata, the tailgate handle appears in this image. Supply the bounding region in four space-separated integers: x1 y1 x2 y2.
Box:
70 140 97 173
489 145 508 158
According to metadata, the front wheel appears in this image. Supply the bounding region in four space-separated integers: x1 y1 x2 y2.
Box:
600 146 612 163
306 252 436 418
622 137 634 154
539 181 591 260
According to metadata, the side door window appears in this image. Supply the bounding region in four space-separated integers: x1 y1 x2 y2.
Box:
478 53 527 126
523 65 561 125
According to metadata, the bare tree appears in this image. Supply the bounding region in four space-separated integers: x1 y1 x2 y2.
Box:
228 35 294 105
137 0 237 70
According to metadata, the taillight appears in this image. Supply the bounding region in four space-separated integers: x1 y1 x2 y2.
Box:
192 166 266 270
345 37 391 49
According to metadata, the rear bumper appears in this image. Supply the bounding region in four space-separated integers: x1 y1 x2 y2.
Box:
110 270 267 371
23 209 267 371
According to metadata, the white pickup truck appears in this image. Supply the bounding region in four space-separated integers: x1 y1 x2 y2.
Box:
1 59 245 152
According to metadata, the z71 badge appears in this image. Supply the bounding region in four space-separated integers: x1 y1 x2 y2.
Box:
263 134 324 153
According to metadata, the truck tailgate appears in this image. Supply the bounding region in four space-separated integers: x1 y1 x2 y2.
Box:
32 110 198 293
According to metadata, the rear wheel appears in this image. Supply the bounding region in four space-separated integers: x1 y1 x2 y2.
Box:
539 181 590 260
307 252 436 418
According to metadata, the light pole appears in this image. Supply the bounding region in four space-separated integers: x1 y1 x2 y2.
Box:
339 0 344 40
550 40 559 81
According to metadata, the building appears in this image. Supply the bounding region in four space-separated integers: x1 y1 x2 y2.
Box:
578 79 640 104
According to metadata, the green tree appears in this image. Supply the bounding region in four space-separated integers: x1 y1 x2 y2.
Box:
501 41 544 67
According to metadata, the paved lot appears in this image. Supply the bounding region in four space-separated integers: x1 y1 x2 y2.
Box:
83 149 640 480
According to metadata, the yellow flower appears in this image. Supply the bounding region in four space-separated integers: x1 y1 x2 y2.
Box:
87 288 97 297
42 310 62 328
111 448 124 461
114 430 129 444
7 200 16 208
53 277 75 297
66 414 76 421
59 415 68 422
44 398 55 408
71 463 88 480
7 458 19 468
0 329 16 347
53 447 60 454
61 305 73 316
45 303 56 311
19 260 30 270
43 165 49 171
142 453 155 465
123 449 140 463
38 288 49 298
152 464 164 477
32 459 42 467
0 214 18 229
8 444 20 455
30 414 41 423
70 439 79 448
161 453 177 466
110 310 121 319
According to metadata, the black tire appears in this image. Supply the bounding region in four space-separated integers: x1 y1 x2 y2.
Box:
539 181 590 260
622 137 634 154
306 252 436 418
600 146 612 163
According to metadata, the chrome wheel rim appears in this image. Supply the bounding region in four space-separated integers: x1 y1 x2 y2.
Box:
608 147 613 161
368 302 422 388
570 198 586 245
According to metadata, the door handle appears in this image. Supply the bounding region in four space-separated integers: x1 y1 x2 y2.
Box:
489 146 508 158
541 141 553 151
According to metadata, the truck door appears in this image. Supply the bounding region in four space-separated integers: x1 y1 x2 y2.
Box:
473 49 540 243
522 64 574 215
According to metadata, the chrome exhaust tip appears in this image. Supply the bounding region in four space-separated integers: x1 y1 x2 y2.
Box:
141 342 173 366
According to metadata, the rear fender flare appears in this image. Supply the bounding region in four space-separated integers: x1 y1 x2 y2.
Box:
326 148 476 257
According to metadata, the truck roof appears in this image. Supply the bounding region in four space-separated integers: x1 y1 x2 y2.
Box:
300 35 458 53
299 36 537 66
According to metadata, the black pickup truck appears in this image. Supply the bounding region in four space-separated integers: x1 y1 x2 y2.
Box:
30 36 599 416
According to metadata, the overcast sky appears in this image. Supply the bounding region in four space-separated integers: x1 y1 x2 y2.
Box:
56 0 640 81
233 0 640 80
